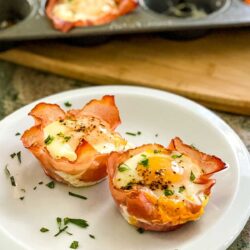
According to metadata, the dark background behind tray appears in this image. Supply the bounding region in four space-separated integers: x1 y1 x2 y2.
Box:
1 0 250 41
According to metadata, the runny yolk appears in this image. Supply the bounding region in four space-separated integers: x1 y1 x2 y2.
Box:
136 156 183 189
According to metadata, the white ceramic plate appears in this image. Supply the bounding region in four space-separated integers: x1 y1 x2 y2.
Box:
0 86 249 250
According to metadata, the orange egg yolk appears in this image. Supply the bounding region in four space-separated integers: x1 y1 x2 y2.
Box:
136 155 183 190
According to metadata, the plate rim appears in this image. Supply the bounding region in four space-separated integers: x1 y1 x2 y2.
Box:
0 85 249 250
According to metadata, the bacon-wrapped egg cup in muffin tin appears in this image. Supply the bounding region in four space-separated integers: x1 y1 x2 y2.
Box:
1 0 250 41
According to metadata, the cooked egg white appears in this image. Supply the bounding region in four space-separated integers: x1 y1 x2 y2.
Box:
52 0 117 22
55 170 105 187
113 150 206 205
43 117 129 162
120 204 151 226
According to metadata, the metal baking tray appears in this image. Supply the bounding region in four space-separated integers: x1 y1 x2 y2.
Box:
1 0 250 41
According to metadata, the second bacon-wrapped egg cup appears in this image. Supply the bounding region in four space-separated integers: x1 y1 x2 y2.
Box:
107 137 226 231
22 95 130 187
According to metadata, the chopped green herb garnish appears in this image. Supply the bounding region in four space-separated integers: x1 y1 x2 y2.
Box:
64 136 71 142
40 227 49 233
10 176 16 186
38 181 43 185
46 181 55 189
57 217 62 229
137 228 145 234
89 234 95 239
141 154 147 157
19 196 25 200
153 150 161 154
164 189 174 196
125 132 137 136
64 218 89 228
57 133 71 143
33 186 37 190
54 226 68 237
171 154 182 159
137 131 141 135
16 151 22 164
4 165 10 177
179 186 186 193
70 241 79 249
10 153 16 159
10 152 21 163
44 135 54 145
15 132 21 136
63 217 70 225
55 217 73 235
69 191 87 200
155 134 158 137
17 151 21 164
125 182 133 189
64 101 72 107
190 171 196 182
139 158 149 167
118 164 129 172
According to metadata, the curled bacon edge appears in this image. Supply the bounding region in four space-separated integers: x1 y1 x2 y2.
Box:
107 137 227 231
21 95 121 185
46 0 138 32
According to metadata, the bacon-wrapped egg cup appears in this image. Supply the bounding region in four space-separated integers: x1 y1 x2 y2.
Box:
107 137 227 231
46 0 138 32
22 95 130 187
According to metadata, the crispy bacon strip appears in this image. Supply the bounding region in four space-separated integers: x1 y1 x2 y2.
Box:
68 95 121 130
29 103 66 127
168 137 227 195
46 0 138 32
22 95 121 185
107 138 226 231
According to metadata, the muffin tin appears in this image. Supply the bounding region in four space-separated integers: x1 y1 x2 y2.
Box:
0 0 250 41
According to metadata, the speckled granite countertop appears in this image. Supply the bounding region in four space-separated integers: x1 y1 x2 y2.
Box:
0 60 249 249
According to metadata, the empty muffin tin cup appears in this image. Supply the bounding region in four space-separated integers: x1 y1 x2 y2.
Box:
142 0 228 18
0 0 31 30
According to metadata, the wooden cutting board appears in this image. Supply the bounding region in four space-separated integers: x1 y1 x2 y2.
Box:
0 29 250 115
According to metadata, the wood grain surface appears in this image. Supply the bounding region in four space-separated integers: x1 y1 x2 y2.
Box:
0 29 250 115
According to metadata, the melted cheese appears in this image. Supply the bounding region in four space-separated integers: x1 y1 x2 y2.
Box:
44 121 79 161
44 117 129 161
52 0 117 22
